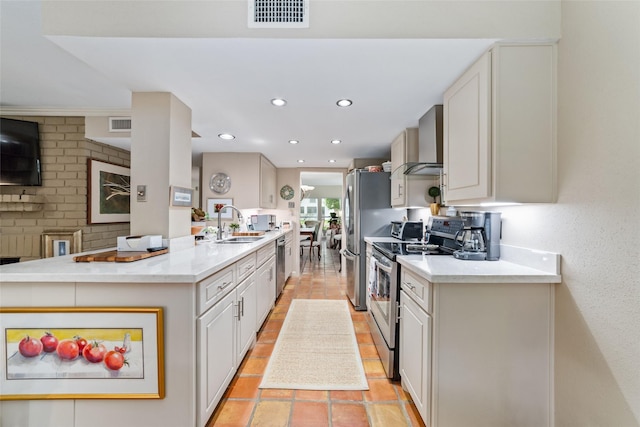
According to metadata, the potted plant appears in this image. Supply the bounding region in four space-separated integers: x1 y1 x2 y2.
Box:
428 186 441 216
229 223 240 235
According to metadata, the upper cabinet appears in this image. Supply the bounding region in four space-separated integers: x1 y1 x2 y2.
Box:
443 43 557 206
201 152 277 210
260 156 277 209
391 129 433 208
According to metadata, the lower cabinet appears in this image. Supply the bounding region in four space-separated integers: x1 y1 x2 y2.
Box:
196 288 236 427
399 289 431 424
256 255 276 330
398 266 555 427
284 231 293 279
196 271 257 427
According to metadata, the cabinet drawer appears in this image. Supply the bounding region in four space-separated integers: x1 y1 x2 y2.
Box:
401 268 432 314
236 253 256 283
197 265 235 315
256 242 275 267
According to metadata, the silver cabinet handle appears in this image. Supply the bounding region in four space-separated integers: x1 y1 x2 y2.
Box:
234 301 241 320
217 281 231 291
240 297 244 317
404 282 416 291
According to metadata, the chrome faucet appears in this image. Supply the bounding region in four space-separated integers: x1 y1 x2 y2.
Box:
217 205 243 241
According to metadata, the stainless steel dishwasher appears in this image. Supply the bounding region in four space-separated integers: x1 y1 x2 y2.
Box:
275 235 286 299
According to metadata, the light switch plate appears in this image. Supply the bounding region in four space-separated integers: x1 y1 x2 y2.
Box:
137 185 147 202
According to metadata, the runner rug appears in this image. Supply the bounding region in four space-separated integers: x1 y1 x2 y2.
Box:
259 299 369 390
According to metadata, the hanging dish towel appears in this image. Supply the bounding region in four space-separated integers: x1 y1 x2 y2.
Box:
368 257 378 297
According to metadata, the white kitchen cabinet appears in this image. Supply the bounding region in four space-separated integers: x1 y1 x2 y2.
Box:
284 230 293 279
390 128 432 208
260 155 277 208
201 152 277 210
399 266 555 427
399 289 431 424
236 273 257 361
256 255 276 330
196 288 236 427
443 42 557 205
196 255 257 427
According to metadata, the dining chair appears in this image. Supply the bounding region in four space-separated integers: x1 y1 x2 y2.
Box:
300 222 321 260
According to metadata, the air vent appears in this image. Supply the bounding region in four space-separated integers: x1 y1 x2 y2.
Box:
109 117 132 132
248 0 309 28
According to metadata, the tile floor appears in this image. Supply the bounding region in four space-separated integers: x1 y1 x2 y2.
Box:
207 241 426 427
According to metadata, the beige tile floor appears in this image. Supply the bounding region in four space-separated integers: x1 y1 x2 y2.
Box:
207 241 425 427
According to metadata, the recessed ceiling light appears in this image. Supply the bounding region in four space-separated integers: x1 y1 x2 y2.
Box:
328 159 336 163
331 139 341 144
218 133 235 140
289 140 299 145
336 99 352 107
271 98 287 107
297 159 305 163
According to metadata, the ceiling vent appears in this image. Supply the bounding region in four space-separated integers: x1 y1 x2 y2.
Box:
109 117 132 132
248 0 309 28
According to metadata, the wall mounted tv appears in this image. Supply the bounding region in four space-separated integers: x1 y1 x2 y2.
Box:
0 118 42 186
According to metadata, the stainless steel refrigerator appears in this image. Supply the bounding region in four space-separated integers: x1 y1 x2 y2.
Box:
343 170 401 311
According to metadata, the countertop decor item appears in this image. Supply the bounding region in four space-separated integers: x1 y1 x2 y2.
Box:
209 173 231 194
428 186 441 215
280 184 294 200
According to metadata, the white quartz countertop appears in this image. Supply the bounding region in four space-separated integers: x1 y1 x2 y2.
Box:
397 248 561 284
0 230 289 284
365 236 562 284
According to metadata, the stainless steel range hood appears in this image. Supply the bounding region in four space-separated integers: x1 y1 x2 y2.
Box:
401 104 443 176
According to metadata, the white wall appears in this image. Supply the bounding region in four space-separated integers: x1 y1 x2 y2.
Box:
497 2 640 425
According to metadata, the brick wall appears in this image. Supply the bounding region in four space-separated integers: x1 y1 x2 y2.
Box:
0 116 130 261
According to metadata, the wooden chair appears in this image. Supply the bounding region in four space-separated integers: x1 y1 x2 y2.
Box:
300 222 321 260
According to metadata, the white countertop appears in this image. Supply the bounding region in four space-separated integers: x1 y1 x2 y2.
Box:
365 236 562 284
0 230 288 284
398 254 561 283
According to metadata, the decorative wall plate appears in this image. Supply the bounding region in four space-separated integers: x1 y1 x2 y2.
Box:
209 173 231 194
280 184 294 200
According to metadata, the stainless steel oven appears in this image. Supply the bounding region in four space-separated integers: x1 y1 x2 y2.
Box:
367 246 400 379
367 217 464 380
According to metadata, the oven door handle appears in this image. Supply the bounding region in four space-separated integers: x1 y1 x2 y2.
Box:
375 261 393 274
342 249 356 261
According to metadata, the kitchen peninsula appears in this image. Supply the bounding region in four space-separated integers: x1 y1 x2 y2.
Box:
0 230 291 427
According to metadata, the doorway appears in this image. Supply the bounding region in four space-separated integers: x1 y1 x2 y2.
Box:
300 171 344 249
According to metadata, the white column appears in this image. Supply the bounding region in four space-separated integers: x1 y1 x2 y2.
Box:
130 92 192 249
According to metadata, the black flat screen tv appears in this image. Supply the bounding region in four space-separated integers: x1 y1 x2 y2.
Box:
0 118 42 186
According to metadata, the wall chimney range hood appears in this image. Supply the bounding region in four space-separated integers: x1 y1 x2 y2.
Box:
401 104 443 176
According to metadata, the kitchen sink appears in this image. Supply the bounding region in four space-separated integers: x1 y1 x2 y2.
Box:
217 236 265 244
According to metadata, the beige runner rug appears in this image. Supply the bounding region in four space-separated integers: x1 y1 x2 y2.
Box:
259 299 369 390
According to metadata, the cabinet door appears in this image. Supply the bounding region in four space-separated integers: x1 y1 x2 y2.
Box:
260 156 277 208
400 290 432 425
256 256 275 330
285 240 293 279
236 273 257 362
443 50 491 203
197 289 236 427
390 131 406 206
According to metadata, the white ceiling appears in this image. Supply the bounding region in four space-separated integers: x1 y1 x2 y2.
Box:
0 1 496 169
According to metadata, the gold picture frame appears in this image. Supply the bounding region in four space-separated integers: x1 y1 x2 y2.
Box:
42 230 82 258
0 307 165 400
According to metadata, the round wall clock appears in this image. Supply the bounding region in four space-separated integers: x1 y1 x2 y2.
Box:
280 184 294 200
209 173 231 194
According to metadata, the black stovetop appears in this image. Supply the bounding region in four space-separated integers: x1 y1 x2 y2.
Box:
372 241 453 260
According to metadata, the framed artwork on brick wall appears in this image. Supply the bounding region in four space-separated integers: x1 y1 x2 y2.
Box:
88 159 130 224
42 230 82 258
